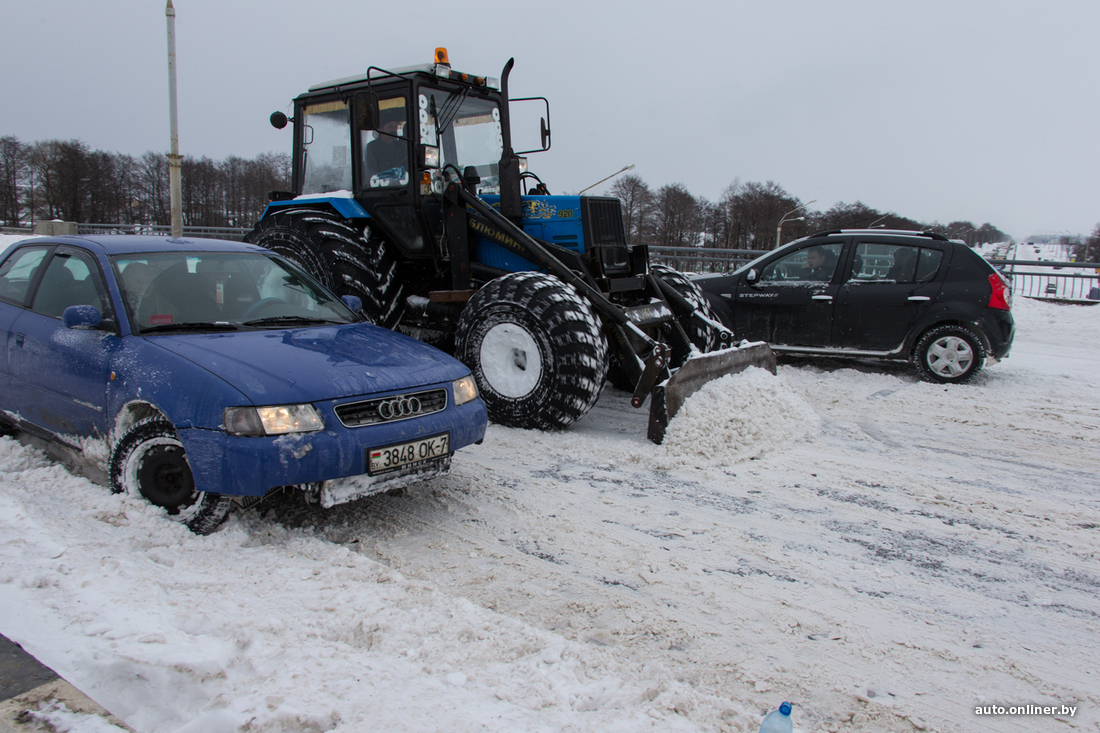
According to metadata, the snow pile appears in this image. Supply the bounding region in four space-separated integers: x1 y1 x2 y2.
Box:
658 366 819 467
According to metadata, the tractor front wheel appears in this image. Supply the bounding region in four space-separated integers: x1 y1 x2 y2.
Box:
455 272 608 430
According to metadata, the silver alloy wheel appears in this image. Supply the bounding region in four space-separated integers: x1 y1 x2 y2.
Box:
925 335 975 378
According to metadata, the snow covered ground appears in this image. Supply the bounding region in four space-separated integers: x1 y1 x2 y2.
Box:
1 233 1098 732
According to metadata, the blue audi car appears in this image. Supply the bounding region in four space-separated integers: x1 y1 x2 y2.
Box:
0 235 487 534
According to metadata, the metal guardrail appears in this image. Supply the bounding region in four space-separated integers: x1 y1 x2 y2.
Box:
75 223 252 241
989 259 1100 302
6 228 1098 302
648 245 763 273
1 225 251 241
650 246 1100 302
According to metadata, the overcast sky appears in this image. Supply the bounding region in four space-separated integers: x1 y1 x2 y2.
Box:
3 0 1096 240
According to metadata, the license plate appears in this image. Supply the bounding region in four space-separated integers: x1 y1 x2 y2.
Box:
368 433 450 475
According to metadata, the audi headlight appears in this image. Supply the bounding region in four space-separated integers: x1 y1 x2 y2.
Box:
224 404 324 436
452 375 479 406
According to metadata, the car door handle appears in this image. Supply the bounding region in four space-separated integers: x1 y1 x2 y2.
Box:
907 296 931 302
14 333 24 347
811 295 833 301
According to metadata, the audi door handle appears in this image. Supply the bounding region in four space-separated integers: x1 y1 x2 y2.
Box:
14 333 24 347
907 296 931 302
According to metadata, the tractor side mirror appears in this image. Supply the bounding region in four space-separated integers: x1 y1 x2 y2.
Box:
270 111 289 130
540 117 551 150
355 92 379 131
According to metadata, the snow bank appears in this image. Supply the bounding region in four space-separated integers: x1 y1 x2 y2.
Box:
658 366 820 467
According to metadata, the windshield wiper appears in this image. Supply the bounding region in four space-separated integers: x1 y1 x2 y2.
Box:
243 316 347 327
434 88 469 136
140 322 241 334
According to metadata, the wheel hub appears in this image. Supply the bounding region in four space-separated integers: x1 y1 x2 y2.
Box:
928 336 973 377
136 444 197 513
480 323 542 398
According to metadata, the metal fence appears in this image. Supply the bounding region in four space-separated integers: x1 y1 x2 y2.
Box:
648 246 1100 303
5 226 1098 303
989 259 1100 302
648 246 764 273
75 223 252 241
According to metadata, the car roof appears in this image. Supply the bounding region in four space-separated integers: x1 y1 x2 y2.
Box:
809 229 951 242
19 235 266 256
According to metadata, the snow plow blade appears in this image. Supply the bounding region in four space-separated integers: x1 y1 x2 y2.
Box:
647 342 777 444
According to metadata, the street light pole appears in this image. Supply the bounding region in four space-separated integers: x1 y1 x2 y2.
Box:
775 200 815 249
166 0 183 238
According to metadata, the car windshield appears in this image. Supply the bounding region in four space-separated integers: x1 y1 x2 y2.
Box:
112 251 357 334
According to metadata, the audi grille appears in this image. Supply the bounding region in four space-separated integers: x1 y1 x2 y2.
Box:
334 388 447 427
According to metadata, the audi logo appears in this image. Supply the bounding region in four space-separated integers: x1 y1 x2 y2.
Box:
377 396 422 420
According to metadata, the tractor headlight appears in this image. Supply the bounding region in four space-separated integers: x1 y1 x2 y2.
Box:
421 145 441 169
518 157 528 174
224 404 325 436
452 375 479 406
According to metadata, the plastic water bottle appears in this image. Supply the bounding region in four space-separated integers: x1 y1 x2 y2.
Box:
759 701 793 733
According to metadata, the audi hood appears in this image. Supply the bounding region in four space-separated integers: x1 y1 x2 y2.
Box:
146 323 472 405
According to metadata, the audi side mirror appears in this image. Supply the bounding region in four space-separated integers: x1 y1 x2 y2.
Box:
62 305 102 330
341 295 363 313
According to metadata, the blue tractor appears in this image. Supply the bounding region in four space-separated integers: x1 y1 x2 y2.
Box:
246 49 774 441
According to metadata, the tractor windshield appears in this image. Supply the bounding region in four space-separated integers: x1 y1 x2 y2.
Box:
418 89 503 195
300 100 353 194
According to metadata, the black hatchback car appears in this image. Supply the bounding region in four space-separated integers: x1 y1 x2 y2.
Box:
693 230 1014 383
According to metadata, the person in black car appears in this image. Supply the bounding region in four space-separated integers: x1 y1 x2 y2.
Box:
803 246 835 281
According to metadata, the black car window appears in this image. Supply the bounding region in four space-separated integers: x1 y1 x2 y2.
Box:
850 243 942 283
0 246 51 306
914 249 944 282
30 250 107 319
759 242 843 282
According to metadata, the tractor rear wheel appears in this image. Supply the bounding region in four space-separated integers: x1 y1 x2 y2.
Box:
650 263 721 353
455 272 608 430
245 209 406 329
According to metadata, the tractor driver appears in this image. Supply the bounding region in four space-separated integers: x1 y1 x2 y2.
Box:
365 104 408 186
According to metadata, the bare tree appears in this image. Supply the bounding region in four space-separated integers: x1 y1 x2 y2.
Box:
652 183 701 249
0 136 27 227
607 174 653 245
1076 224 1100 263
138 151 170 226
720 181 801 250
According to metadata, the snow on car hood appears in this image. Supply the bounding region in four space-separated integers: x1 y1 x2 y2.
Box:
148 323 469 405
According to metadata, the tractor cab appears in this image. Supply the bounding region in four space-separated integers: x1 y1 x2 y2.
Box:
272 49 545 260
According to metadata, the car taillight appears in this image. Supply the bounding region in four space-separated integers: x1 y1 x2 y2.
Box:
988 272 1011 310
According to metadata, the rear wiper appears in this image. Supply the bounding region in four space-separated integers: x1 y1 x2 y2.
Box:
243 316 345 327
140 322 241 334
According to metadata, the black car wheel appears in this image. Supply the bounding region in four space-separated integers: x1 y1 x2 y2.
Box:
109 416 233 535
913 325 985 384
